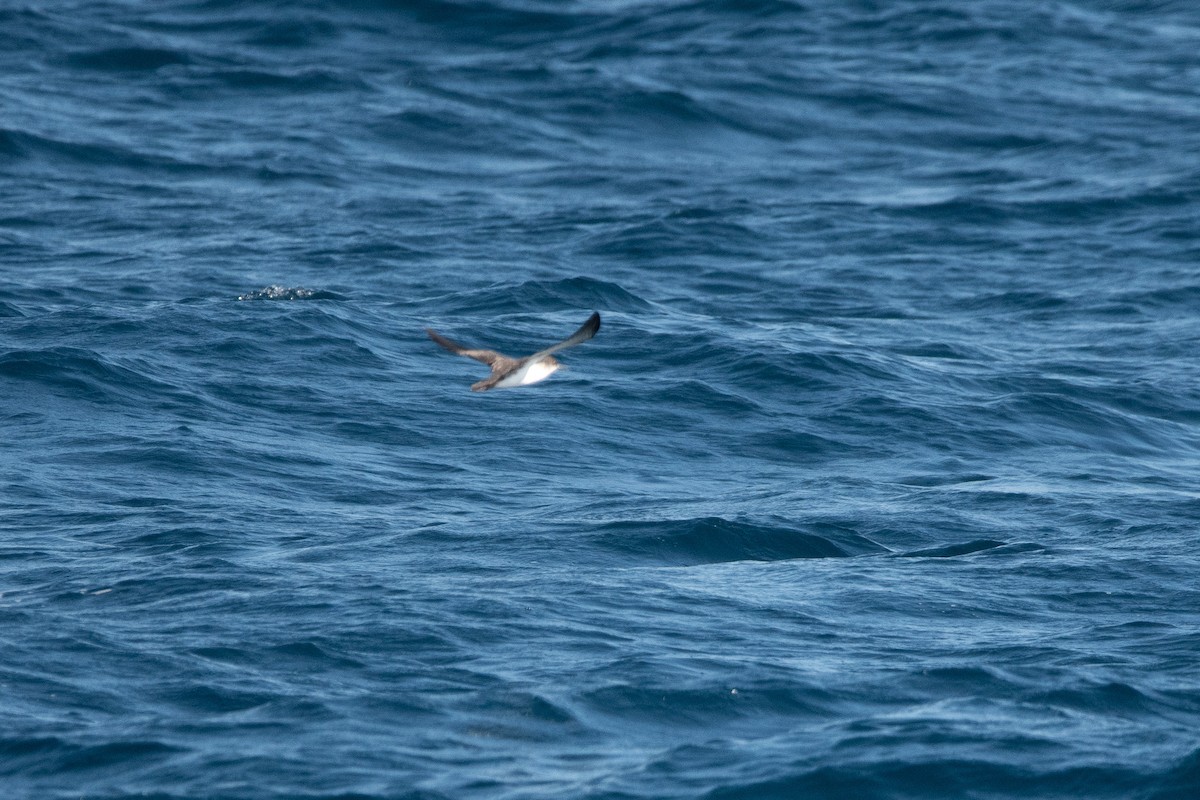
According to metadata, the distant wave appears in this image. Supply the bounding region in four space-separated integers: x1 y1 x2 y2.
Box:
0 347 197 409
66 46 190 72
424 276 650 316
237 286 346 301
592 516 888 565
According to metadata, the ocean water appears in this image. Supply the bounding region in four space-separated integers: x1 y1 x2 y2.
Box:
2 1 1199 798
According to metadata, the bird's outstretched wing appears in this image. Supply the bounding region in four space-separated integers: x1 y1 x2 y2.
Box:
529 312 601 360
425 328 504 367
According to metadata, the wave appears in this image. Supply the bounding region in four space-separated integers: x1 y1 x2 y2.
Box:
1152 747 1200 800
0 300 26 318
705 759 1156 800
895 539 1011 558
237 286 346 301
203 67 366 93
0 126 214 175
0 348 200 410
243 18 340 48
0 734 179 775
984 390 1181 455
424 276 650 316
0 128 24 159
356 0 592 42
66 46 190 72
368 106 545 157
592 516 888 565
581 678 831 728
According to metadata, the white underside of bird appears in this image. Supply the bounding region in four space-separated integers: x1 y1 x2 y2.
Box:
492 358 560 389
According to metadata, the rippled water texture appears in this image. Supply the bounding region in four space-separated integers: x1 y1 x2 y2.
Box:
2 2 1199 799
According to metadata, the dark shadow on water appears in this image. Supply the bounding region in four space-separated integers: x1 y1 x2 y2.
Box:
592 516 888 566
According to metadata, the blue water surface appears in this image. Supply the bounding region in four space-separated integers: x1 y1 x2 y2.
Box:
2 2 1199 798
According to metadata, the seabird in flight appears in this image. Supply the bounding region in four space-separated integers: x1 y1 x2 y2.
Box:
426 311 601 392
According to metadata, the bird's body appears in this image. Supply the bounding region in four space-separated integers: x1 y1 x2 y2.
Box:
492 356 562 389
426 312 600 392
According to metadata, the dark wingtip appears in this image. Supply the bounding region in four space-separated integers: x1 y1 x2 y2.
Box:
588 311 601 335
426 327 462 354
